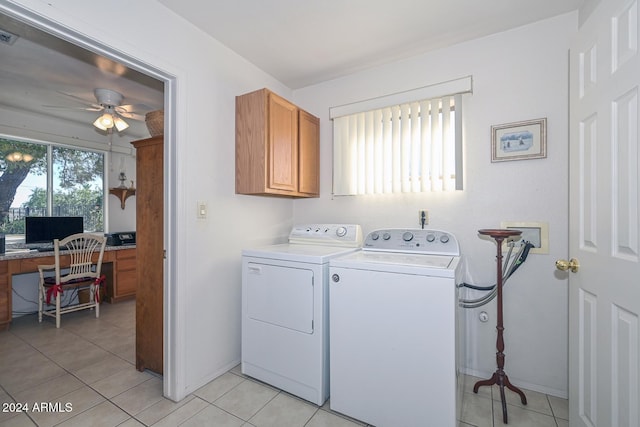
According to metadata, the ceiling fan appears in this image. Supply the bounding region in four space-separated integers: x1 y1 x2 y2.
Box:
45 88 149 132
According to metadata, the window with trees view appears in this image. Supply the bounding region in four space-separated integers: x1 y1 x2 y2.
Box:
0 137 104 242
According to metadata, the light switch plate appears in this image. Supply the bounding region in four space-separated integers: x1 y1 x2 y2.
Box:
197 201 207 219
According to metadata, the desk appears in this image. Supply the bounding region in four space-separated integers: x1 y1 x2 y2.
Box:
0 246 136 330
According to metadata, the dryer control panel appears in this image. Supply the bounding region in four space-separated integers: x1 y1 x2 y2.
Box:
363 229 459 256
289 224 363 247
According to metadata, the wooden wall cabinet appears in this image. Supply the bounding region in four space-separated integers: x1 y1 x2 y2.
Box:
236 88 319 197
131 135 163 375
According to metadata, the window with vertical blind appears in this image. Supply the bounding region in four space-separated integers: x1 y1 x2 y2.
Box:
330 76 471 195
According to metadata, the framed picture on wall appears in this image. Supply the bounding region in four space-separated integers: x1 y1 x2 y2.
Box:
491 118 547 162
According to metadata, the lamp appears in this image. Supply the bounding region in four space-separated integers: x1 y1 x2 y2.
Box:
93 106 129 132
6 152 34 162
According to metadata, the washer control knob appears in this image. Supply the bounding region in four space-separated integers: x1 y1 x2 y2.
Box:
440 234 450 244
370 232 380 240
383 232 391 240
402 232 414 241
332 274 340 283
426 233 436 242
336 226 347 237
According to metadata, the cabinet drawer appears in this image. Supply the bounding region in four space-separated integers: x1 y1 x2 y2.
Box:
0 288 8 306
117 257 137 271
21 256 57 271
117 248 136 260
0 261 7 286
0 297 9 325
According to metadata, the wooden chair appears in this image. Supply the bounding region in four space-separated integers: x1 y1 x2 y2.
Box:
38 233 107 328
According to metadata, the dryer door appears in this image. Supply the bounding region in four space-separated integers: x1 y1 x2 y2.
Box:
246 262 314 333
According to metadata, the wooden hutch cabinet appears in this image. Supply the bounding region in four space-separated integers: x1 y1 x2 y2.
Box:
131 135 163 375
236 88 319 197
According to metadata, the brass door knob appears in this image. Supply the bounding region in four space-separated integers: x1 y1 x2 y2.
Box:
556 258 579 273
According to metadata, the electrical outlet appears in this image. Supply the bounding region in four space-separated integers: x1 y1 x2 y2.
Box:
418 209 429 226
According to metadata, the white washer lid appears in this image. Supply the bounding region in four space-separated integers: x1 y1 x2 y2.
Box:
243 243 361 264
330 250 460 277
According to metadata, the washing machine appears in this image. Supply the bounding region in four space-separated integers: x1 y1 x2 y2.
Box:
241 224 362 405
329 228 463 427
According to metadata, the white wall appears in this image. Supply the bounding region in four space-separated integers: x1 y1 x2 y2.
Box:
3 0 296 400
292 13 576 397
108 151 137 232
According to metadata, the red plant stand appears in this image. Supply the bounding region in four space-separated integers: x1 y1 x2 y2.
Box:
473 229 527 424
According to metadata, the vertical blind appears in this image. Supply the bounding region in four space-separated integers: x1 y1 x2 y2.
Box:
331 77 470 196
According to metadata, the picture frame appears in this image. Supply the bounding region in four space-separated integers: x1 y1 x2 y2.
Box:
491 118 547 162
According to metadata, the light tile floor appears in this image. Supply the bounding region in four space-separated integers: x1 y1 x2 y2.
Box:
0 300 569 426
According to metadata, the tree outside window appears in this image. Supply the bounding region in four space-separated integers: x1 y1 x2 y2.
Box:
0 137 104 239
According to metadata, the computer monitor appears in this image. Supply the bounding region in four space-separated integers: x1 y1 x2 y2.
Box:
25 216 84 245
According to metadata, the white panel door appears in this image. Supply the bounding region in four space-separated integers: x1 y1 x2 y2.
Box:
569 1 640 426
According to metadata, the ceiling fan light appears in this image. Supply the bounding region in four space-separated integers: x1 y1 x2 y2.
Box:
6 152 22 162
93 117 108 131
93 113 113 131
100 113 114 128
114 116 129 132
22 154 34 162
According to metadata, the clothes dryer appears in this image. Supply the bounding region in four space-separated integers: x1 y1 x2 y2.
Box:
241 224 362 405
329 228 463 427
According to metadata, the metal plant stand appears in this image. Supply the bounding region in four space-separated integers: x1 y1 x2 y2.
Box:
473 229 527 424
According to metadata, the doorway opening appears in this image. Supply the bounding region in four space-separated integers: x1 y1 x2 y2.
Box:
0 4 179 400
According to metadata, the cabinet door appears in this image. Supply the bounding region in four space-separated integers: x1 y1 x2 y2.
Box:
115 249 137 298
298 110 320 196
268 93 298 192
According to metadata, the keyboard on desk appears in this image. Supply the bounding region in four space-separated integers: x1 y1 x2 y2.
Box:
35 246 69 252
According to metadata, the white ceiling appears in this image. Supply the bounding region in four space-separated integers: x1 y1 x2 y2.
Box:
159 0 583 88
0 1 582 138
0 14 165 139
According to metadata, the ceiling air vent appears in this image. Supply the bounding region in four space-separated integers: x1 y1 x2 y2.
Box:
0 29 19 45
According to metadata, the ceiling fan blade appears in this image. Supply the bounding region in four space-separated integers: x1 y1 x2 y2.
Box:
42 104 104 112
116 111 145 121
116 104 151 121
56 91 103 110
